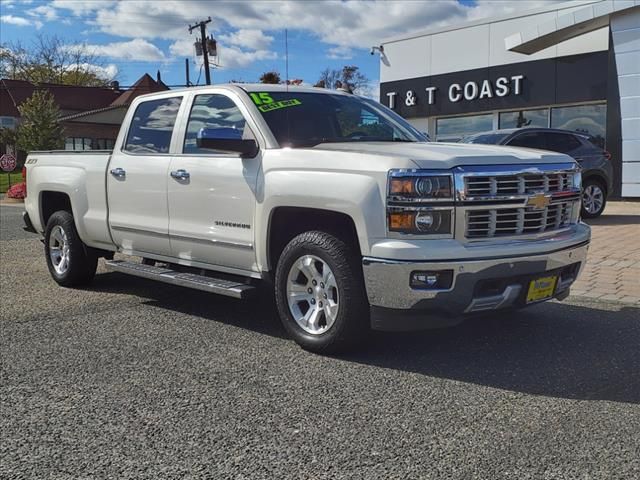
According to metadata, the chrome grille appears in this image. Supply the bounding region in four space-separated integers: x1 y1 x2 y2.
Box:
465 172 574 197
466 202 574 238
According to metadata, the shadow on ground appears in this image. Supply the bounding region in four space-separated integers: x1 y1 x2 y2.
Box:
90 271 640 404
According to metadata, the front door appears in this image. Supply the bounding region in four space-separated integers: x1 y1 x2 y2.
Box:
167 92 260 272
107 96 183 256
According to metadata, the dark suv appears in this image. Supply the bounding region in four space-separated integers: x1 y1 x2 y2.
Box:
462 128 614 218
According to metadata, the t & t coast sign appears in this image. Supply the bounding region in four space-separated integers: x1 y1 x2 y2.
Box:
378 52 609 119
386 75 524 109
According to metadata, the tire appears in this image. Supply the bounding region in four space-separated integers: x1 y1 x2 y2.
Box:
44 210 98 287
274 231 369 354
581 178 607 218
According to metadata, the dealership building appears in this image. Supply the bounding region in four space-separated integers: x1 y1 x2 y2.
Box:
379 0 640 197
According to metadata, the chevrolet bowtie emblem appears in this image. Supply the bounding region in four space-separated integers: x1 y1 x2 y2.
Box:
526 193 551 210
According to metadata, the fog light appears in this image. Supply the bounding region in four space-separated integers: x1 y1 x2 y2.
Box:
410 270 453 290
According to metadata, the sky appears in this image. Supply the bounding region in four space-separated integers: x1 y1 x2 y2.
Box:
0 0 566 96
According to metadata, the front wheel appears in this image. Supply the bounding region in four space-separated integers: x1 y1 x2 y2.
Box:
44 210 98 287
274 231 369 354
581 178 607 218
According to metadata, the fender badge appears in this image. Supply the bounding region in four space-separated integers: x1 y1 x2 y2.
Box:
526 193 551 210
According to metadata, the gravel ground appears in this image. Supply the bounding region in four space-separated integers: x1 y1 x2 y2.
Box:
1 204 639 479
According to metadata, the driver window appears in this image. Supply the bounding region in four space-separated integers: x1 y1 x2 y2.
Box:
183 94 255 154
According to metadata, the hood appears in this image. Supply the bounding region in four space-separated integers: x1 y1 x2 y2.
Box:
312 141 574 170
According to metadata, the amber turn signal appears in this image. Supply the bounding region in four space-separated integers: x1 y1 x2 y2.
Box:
388 212 415 230
389 178 415 195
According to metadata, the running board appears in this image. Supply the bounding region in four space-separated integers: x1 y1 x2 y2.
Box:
105 260 256 299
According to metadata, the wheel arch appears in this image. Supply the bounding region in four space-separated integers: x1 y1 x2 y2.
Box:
582 172 608 196
40 190 73 228
266 207 362 273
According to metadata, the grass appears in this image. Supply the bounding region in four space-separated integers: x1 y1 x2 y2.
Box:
0 172 23 194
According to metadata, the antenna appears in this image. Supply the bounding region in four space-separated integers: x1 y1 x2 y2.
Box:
285 29 289 92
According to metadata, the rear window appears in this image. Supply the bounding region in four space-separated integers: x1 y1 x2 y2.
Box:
125 97 182 154
543 132 581 154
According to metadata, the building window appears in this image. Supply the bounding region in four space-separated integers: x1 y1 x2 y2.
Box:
65 137 92 150
499 108 549 129
0 117 17 129
93 138 115 150
551 104 606 147
436 113 493 142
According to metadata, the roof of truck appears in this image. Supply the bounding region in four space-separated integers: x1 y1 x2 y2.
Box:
136 83 353 99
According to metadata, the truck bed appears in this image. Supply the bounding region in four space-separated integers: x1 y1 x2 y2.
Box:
24 150 115 250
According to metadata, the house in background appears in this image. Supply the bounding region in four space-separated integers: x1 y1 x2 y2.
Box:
58 73 169 150
0 73 168 160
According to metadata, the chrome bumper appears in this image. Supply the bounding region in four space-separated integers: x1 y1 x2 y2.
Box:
363 240 589 331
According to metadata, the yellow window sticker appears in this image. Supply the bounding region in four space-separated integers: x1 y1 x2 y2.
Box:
249 93 301 112
257 99 302 112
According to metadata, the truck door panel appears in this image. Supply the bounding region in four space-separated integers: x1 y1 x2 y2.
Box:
168 93 259 271
107 96 183 255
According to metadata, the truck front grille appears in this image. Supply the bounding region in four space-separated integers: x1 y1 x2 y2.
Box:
466 202 574 239
464 172 575 197
456 164 580 241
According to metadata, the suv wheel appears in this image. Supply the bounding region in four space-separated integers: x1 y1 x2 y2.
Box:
274 231 368 354
581 179 606 218
44 210 98 287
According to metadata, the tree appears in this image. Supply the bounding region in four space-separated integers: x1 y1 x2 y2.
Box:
0 34 116 87
16 90 64 153
340 65 368 93
259 71 281 84
315 68 340 89
314 65 369 94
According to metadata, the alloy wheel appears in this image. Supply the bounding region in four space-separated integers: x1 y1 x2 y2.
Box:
286 255 339 335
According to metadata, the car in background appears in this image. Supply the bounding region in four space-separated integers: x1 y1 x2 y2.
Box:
461 128 613 218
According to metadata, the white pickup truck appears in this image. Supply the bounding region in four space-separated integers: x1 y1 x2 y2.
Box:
24 85 590 352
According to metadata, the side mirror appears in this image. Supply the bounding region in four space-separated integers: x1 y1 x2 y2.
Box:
196 127 259 158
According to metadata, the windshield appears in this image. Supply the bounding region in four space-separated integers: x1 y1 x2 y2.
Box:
460 132 510 144
246 91 427 148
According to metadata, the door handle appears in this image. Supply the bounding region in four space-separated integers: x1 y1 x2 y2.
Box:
110 167 126 178
170 169 190 180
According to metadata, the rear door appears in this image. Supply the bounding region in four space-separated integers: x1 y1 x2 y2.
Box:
167 92 261 272
107 95 184 256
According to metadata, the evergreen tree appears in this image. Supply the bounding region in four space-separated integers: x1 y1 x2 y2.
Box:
16 90 64 152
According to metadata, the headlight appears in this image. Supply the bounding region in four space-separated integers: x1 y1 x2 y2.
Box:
389 175 452 199
387 169 455 236
388 209 452 234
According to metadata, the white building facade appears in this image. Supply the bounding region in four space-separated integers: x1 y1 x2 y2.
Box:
379 0 640 197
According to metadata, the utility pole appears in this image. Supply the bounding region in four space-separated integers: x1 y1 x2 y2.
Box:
185 58 191 87
189 17 212 85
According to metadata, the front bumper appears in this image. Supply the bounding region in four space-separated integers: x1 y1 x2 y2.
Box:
363 240 589 331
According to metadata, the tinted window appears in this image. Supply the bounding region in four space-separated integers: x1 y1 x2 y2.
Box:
507 132 546 149
183 94 253 154
249 92 425 148
543 132 581 154
125 97 182 153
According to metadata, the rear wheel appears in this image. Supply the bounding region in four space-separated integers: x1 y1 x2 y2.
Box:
581 178 606 218
44 210 98 287
274 231 369 354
